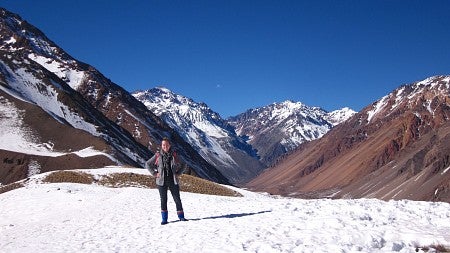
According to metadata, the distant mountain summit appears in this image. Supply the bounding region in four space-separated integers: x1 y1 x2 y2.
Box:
133 87 265 184
248 75 450 202
227 101 355 165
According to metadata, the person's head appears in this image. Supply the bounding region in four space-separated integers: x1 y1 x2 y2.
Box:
161 137 171 153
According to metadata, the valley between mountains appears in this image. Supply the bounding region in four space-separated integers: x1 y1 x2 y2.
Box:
1 7 449 203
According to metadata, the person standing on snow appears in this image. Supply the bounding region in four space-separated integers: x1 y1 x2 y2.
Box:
145 137 187 225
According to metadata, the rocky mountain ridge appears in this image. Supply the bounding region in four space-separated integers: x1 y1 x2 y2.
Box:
228 101 355 165
248 75 450 202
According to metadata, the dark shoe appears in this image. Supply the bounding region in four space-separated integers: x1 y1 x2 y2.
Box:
177 210 187 221
161 221 168 225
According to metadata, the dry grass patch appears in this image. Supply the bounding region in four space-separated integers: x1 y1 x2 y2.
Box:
179 174 242 197
98 172 157 188
42 170 94 184
38 170 242 197
0 182 25 194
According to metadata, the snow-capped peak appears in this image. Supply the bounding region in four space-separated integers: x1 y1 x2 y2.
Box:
227 101 355 165
133 87 225 133
325 107 356 126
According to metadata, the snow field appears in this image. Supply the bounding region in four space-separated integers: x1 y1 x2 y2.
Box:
0 168 449 253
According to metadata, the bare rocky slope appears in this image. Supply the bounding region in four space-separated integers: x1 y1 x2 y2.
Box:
248 76 450 203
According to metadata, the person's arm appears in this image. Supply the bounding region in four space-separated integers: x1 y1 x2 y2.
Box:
173 152 184 175
176 163 186 175
144 154 158 176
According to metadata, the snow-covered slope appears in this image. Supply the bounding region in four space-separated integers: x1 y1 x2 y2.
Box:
0 57 99 136
0 94 112 160
325 107 356 126
228 101 355 165
133 88 265 184
1 167 449 252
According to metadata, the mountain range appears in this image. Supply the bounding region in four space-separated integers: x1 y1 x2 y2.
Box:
133 87 265 184
0 7 348 186
1 7 448 203
248 75 450 202
132 88 354 184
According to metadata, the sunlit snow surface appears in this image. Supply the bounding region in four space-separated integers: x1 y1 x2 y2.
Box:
0 94 110 159
28 54 85 90
1 167 449 253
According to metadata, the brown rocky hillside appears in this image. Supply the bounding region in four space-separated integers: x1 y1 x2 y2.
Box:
247 76 450 203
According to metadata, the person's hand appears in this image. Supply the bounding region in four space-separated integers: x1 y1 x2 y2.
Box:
156 172 160 178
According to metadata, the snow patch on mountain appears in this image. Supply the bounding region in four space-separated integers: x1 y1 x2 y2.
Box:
26 160 41 177
366 75 450 123
28 54 85 90
367 95 389 123
0 60 99 136
0 95 58 156
325 107 356 126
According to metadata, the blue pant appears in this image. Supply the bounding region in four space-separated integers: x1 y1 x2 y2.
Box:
158 184 183 211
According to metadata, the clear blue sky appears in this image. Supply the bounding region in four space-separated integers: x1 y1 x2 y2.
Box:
2 1 449 118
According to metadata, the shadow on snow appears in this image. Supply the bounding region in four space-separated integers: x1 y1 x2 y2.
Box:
189 210 272 221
